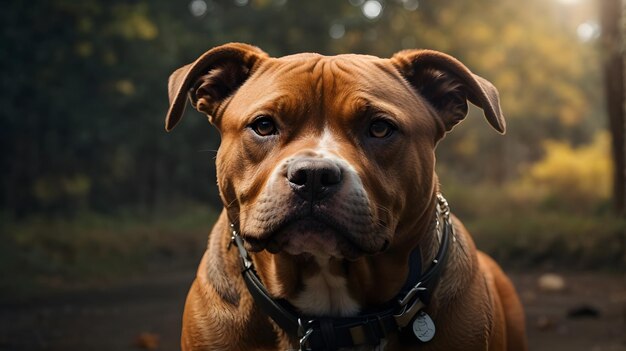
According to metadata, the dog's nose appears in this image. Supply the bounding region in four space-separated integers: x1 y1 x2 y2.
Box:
287 158 343 200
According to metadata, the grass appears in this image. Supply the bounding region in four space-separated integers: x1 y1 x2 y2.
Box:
1 192 624 301
468 212 626 270
0 204 218 300
442 181 626 271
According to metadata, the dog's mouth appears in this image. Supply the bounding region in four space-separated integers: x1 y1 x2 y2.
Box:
243 216 385 259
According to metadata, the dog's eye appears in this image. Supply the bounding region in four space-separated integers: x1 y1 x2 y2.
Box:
251 116 277 136
369 120 395 138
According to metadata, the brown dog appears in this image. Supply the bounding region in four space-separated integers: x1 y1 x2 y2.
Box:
166 43 527 351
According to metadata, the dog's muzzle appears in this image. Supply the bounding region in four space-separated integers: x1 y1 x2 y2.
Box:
240 154 390 259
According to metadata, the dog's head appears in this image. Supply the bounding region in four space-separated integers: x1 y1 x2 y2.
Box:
166 43 504 260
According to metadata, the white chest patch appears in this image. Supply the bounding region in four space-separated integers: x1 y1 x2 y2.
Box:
289 259 360 317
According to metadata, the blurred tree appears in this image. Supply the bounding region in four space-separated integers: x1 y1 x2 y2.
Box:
1 0 221 216
600 0 625 215
0 0 608 217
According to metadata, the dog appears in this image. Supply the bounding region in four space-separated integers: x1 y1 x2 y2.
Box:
166 43 527 351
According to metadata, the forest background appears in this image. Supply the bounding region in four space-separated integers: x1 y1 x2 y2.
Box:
1 0 624 296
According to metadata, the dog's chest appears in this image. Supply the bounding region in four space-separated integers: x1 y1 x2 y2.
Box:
288 258 359 317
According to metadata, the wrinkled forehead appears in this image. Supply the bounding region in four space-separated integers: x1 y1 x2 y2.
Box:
222 53 419 126
259 53 412 99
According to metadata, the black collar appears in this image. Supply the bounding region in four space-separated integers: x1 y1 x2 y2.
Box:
229 194 453 351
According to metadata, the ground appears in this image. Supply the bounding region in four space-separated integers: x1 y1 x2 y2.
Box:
0 270 624 351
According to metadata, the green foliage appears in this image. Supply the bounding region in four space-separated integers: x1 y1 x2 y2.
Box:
470 212 626 271
517 131 612 210
1 0 605 216
440 128 622 270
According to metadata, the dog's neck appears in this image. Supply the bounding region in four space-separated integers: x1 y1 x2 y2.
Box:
419 200 446 277
251 193 466 318
417 205 476 307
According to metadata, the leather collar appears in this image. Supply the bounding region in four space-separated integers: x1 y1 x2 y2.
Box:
229 193 453 350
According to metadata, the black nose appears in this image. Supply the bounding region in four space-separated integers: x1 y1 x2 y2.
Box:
287 158 343 201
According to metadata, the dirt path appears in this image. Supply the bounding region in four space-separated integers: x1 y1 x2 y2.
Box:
0 272 193 351
1 271 624 350
511 272 625 351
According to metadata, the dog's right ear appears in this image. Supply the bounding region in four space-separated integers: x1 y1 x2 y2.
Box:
391 49 505 135
165 43 268 131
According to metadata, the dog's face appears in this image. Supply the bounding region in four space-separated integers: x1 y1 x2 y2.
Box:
166 43 504 260
215 54 438 259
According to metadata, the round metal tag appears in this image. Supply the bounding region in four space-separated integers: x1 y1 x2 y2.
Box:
412 311 436 342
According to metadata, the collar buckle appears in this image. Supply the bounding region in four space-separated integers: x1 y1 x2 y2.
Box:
297 318 314 351
395 283 427 328
397 283 426 307
394 294 426 328
230 223 253 271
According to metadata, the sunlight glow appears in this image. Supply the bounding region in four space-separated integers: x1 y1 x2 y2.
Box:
329 24 346 39
577 21 600 42
402 0 419 11
362 0 382 19
554 0 582 5
189 0 208 17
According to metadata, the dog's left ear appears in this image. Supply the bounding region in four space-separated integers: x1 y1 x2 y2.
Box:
391 49 505 134
165 43 268 131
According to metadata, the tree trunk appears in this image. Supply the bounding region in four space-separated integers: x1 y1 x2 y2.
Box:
601 0 626 215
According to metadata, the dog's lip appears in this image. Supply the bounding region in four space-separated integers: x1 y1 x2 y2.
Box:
242 214 338 252
242 215 386 258
241 212 299 252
